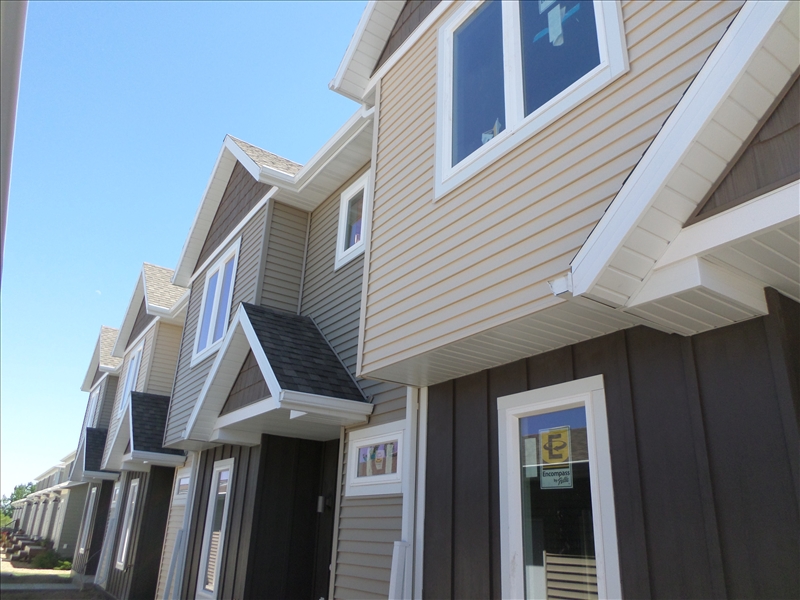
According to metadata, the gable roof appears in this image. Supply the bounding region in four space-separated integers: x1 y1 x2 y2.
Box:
569 0 798 311
112 263 188 356
173 108 374 287
185 303 371 445
81 326 123 392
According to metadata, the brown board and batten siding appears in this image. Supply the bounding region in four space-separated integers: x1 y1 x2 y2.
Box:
195 161 270 271
422 289 799 600
260 201 307 312
165 206 267 447
104 467 173 600
299 165 407 599
146 322 182 397
693 74 800 221
128 299 154 350
96 375 119 430
361 1 745 377
72 480 113 577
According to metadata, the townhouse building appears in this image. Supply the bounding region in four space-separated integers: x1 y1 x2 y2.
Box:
328 1 800 599
86 263 188 600
159 109 409 598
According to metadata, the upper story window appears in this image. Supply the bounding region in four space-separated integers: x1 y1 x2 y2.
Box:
118 345 143 417
436 0 628 196
194 240 240 363
86 386 101 428
335 171 371 270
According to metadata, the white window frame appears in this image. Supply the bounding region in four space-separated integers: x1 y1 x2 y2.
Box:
335 171 371 270
86 385 101 428
435 0 628 198
345 421 405 497
497 375 621 599
192 239 241 366
118 344 143 417
79 486 98 554
196 458 234 599
115 478 140 570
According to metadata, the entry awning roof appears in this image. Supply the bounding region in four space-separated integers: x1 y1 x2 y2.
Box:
185 303 372 446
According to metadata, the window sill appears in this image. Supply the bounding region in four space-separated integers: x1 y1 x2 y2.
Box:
334 242 366 271
190 340 224 369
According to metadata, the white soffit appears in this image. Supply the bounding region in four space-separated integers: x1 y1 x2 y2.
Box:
571 0 799 308
330 1 405 103
185 305 372 445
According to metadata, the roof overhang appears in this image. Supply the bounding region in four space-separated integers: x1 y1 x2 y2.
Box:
81 326 122 392
570 0 799 317
183 304 373 447
173 107 374 287
112 265 188 357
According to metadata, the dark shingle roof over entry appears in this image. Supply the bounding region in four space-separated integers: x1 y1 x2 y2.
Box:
130 392 184 455
242 303 366 403
85 428 109 472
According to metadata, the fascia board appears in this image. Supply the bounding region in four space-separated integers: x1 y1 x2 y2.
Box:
81 338 102 392
111 271 146 357
279 389 373 421
656 181 799 269
173 144 237 287
331 1 379 94
83 471 119 482
184 306 262 440
571 0 788 297
129 451 186 467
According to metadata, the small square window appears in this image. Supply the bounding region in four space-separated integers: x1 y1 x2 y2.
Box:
345 422 405 497
176 476 190 495
193 240 240 364
335 172 371 270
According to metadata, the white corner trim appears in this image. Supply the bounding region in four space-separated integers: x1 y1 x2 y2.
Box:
657 180 800 269
628 255 768 315
571 0 789 297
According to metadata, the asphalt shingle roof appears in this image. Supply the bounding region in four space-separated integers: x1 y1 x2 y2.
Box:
242 303 366 402
99 327 123 370
130 392 184 455
229 136 303 176
85 428 109 472
142 263 186 310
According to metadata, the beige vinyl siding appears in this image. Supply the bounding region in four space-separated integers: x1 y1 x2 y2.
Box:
300 164 406 425
155 458 193 600
165 206 267 446
96 375 118 431
53 484 88 558
102 325 156 467
361 0 744 376
333 438 402 600
147 322 183 397
261 201 307 312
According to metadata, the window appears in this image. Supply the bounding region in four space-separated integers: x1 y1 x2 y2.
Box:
115 478 139 570
345 422 405 497
176 476 191 496
118 345 143 417
87 386 101 428
436 0 628 196
194 242 240 362
335 171 370 269
197 459 233 598
79 487 98 554
497 375 620 599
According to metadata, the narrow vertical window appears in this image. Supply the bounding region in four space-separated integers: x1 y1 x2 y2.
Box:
198 459 234 598
519 0 600 116
79 487 97 554
115 478 139 570
118 346 142 416
452 0 506 166
498 376 620 599
335 172 370 269
194 242 240 361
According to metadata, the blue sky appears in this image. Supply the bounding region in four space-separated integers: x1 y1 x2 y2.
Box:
1 1 367 498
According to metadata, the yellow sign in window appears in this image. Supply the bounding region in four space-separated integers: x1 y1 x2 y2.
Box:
540 426 572 488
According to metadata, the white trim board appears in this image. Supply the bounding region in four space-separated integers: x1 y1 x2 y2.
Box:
571 1 796 303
